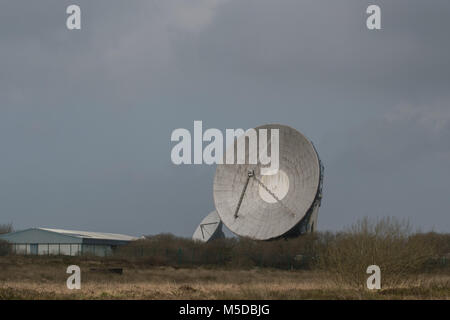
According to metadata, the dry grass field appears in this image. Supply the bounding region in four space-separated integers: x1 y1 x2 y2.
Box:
1 219 449 299
0 255 448 300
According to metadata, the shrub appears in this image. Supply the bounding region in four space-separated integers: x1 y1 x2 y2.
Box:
0 223 13 235
0 240 11 256
316 217 439 288
114 218 447 281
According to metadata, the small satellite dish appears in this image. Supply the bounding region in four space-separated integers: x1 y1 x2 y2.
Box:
213 124 324 240
192 210 225 242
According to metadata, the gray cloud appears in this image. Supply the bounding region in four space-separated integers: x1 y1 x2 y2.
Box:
0 1 449 236
322 97 450 232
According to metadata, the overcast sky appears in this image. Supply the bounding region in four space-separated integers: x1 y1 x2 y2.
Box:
1 1 449 236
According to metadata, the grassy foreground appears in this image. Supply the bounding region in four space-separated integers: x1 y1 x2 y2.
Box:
0 256 448 300
1 218 449 299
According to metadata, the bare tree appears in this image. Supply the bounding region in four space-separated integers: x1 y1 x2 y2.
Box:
0 223 13 234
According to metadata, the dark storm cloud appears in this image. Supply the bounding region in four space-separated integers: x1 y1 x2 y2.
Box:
0 1 449 235
322 99 450 232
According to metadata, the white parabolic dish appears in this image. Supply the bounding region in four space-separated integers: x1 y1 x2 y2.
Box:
192 210 224 242
213 124 322 240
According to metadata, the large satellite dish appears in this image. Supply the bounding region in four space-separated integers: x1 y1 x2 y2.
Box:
192 210 225 242
213 124 323 240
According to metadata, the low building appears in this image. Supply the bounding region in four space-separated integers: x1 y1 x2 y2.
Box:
0 228 137 257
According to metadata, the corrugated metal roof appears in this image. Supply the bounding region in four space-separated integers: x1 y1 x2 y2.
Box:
39 228 137 241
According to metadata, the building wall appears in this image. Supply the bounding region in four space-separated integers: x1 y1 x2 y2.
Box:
10 242 115 256
14 244 29 254
10 243 114 256
81 244 113 257
11 243 83 256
